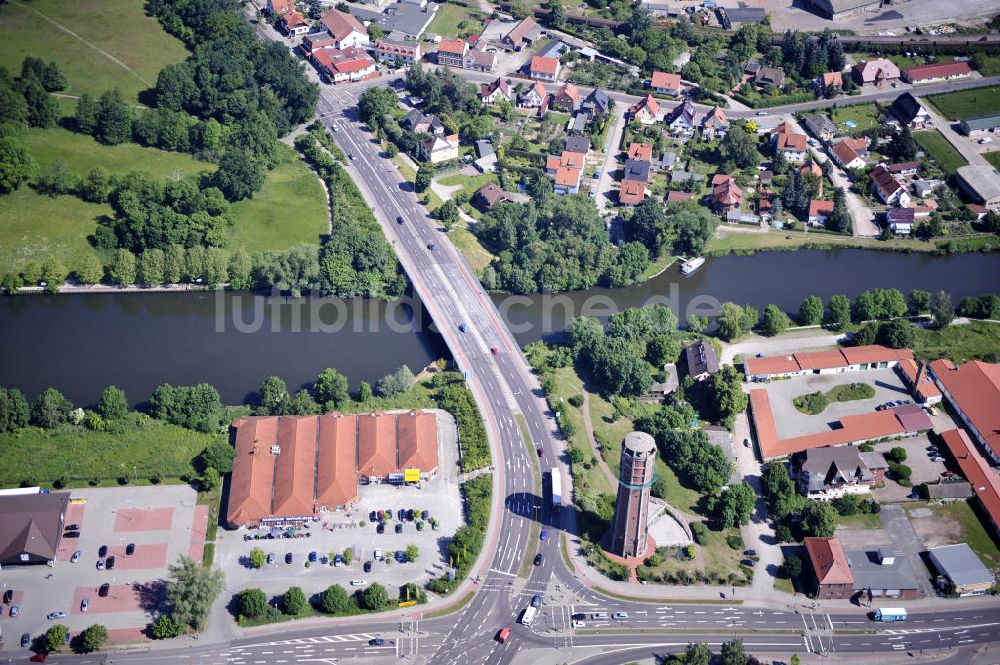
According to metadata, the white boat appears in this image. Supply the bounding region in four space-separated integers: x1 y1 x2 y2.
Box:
680 257 705 276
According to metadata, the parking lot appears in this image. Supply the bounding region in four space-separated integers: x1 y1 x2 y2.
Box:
0 485 205 647
215 410 463 602
764 368 911 439
872 434 948 501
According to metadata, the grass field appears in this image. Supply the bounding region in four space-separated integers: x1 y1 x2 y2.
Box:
426 2 483 38
438 172 498 202
0 420 220 488
706 228 931 254
230 145 329 252
912 320 1000 364
926 86 1000 120
912 130 968 175
973 54 1000 77
985 151 1000 169
0 0 189 103
832 103 880 132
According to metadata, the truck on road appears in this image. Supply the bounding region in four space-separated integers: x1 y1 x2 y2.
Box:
521 605 537 627
550 468 562 511
874 607 908 622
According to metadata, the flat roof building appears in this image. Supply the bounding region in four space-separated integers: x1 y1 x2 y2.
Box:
955 165 1000 208
928 544 995 596
0 491 70 566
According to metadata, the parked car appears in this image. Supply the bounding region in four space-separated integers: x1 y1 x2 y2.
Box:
376 522 385 534
47 612 67 620
98 583 110 598
126 543 135 555
537 447 544 457
421 510 429 520
458 323 468 332
349 153 355 160
540 529 548 541
30 655 47 663
931 456 945 462
395 523 403 534
571 620 585 628
364 561 372 573
374 548 383 560
64 524 80 531
396 215 404 224
743 438 751 448
81 598 89 613
406 509 415 521
96 558 106 570
742 559 756 567
106 555 116 570
285 552 293 564
534 553 544 566
70 550 81 563
98 545 108 558
350 579 366 586
744 549 757 557
21 633 30 648
397 509 406 521
2 590 12 603
309 551 318 563
266 553 275 565
10 604 20 617
63 531 80 539
334 555 343 567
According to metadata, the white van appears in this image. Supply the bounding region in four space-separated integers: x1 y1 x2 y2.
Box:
591 612 609 620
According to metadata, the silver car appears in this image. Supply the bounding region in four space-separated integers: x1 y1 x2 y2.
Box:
81 597 90 612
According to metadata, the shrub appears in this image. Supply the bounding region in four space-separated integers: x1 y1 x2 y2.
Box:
568 394 584 408
690 521 708 545
793 391 828 415
889 462 912 481
725 534 744 550
236 588 268 619
887 446 907 463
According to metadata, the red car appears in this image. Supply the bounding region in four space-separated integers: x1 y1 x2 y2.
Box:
497 626 512 643
30 655 47 663
491 347 499 355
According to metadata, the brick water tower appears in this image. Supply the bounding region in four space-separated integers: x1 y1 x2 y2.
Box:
608 431 657 558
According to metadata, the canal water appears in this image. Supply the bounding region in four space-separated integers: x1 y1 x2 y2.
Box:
1 249 997 406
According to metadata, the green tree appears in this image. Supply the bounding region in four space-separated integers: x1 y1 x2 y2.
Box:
435 199 459 228
45 624 70 653
361 582 389 610
201 466 220 491
79 624 108 653
109 248 137 285
74 91 99 134
876 318 915 349
404 543 419 562
720 638 749 665
165 556 225 630
687 314 708 333
31 387 72 428
906 289 931 316
717 302 748 341
719 124 758 168
249 547 266 569
97 386 128 421
887 446 907 463
681 642 712 665
258 375 292 415
214 148 265 201
41 257 68 292
165 245 185 283
669 201 719 256
761 303 792 336
319 584 353 614
342 548 354 565
718 482 756 528
36 160 74 197
415 163 433 192
781 554 803 579
0 134 36 194
149 614 184 639
292 389 320 415
826 294 851 328
931 290 954 328
710 365 749 427
375 365 415 397
800 500 837 538
625 197 669 252
357 381 373 403
0 387 30 432
826 186 851 233
140 248 166 285
314 368 349 410
77 167 111 203
75 254 104 285
282 586 307 615
200 439 235 473
236 588 268 619
799 295 823 326
20 77 59 127
228 249 253 290
95 88 133 145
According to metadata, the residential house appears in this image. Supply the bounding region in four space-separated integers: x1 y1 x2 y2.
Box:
817 70 843 93
281 10 310 36
667 99 697 134
473 183 516 212
912 178 942 198
629 94 660 125
300 32 337 57
804 114 837 143
530 55 560 81
501 16 540 51
959 114 1000 138
312 47 377 85
627 142 653 161
805 537 854 600
623 158 651 184
666 190 694 204
902 61 973 84
581 88 611 118
840 136 870 156
479 78 513 105
808 199 835 226
400 110 444 135
518 82 547 109
551 83 579 112
890 93 931 129
685 340 719 381
651 71 682 96
712 176 743 216
701 106 728 140
564 135 591 154
464 47 497 73
357 3 436 42
830 140 866 170
886 207 915 234
474 139 497 173
775 131 808 164
418 133 459 164
436 38 468 67
869 165 910 206
744 61 762 78
754 66 786 89
321 8 369 49
656 151 677 171
955 165 1000 208
851 59 900 87
795 447 888 498
546 151 585 194
619 179 646 206
267 0 293 15
887 161 920 177
374 36 422 65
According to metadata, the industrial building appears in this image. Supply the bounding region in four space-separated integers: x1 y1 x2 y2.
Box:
608 432 657 558
802 0 882 20
954 166 1000 208
928 544 995 596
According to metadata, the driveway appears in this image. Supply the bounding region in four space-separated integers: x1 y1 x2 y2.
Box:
917 96 992 167
721 328 842 365
593 103 628 216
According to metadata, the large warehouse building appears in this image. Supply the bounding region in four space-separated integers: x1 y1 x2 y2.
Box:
226 411 439 527
803 0 882 20
0 491 71 566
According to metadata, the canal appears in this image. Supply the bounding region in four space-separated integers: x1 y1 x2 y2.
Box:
1 249 998 406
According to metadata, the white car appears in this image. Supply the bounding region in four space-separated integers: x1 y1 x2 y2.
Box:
350 579 367 586
979 137 993 144
571 620 585 628
333 125 340 132
70 550 81 563
374 548 383 560
612 612 629 620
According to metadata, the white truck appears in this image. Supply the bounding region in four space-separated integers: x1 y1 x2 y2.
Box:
874 607 908 622
520 605 537 627
550 468 562 511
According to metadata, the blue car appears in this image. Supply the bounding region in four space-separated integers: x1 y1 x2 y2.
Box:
540 529 548 541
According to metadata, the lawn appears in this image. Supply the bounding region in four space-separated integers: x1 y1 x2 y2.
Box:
912 130 968 175
449 225 495 278
911 320 1000 364
973 54 1000 77
926 86 1000 121
438 172 498 202
551 367 613 496
0 0 189 103
985 151 1000 170
836 512 882 529
705 227 931 254
0 420 220 488
426 2 483 38
831 103 880 132
230 145 329 252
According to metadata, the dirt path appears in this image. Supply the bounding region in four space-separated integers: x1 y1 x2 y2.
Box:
580 391 620 491
12 1 152 88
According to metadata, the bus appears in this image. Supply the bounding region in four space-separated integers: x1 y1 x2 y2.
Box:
874 607 908 622
521 605 537 627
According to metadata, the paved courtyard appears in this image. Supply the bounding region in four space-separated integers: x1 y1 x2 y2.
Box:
0 485 204 646
872 434 947 502
764 368 910 440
